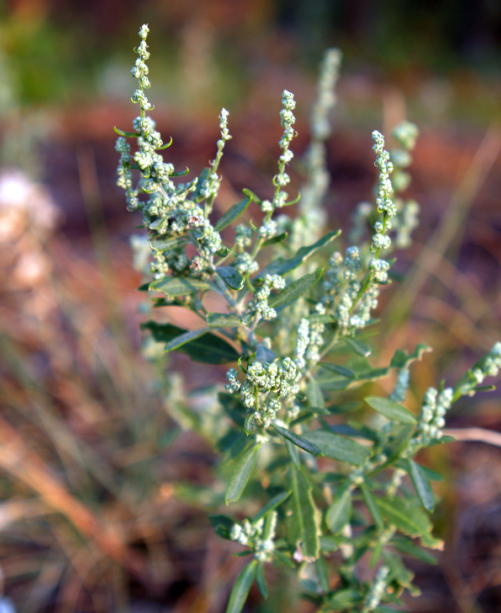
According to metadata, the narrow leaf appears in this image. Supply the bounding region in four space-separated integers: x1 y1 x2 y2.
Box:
255 562 268 599
225 445 260 505
285 438 300 468
164 328 208 352
207 312 242 327
215 196 251 231
406 459 435 511
326 487 352 534
217 266 244 290
307 378 325 410
150 236 186 251
365 397 417 425
302 429 371 465
149 276 210 296
359 481 384 529
209 515 234 540
262 232 288 246
320 363 356 379
225 559 258 613
218 393 247 427
269 269 323 309
259 231 340 278
142 321 240 364
375 496 434 542
391 535 438 565
253 491 291 524
315 557 330 593
345 337 371 357
288 464 321 560
274 425 323 456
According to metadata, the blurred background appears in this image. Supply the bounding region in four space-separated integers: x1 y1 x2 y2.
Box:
1 0 501 611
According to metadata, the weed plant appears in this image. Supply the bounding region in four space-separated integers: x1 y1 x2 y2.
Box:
116 25 501 613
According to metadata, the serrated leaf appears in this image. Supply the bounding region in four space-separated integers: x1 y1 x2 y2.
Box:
225 445 260 505
375 496 434 543
288 465 321 560
326 487 352 534
253 491 291 524
207 312 242 327
307 378 325 410
302 429 371 465
365 397 417 425
255 562 268 599
142 322 240 364
209 515 234 540
259 231 340 278
405 459 435 511
390 343 432 369
149 276 210 296
269 269 323 309
345 337 371 357
215 196 251 232
274 425 323 456
225 559 258 613
217 266 244 290
359 480 384 529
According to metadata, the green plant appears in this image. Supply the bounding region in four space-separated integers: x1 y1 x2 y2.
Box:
115 24 501 613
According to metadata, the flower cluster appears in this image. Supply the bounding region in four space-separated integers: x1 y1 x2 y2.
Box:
227 358 298 428
412 386 453 446
456 342 501 397
271 91 297 209
248 274 286 322
230 512 277 562
362 566 390 613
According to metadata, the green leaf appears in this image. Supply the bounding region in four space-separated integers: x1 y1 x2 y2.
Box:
359 481 384 529
285 438 300 468
307 378 325 410
242 188 261 203
217 267 244 290
114 126 138 137
301 430 371 466
375 496 435 544
142 322 240 364
149 276 210 296
259 231 340 278
225 445 260 505
315 557 330 593
390 343 432 369
307 314 337 324
215 196 251 232
253 491 291 524
191 167 210 201
326 487 352 534
225 559 258 613
326 589 363 609
269 269 323 309
207 312 242 327
255 562 268 599
262 232 288 247
273 550 295 568
365 397 417 425
391 535 438 565
320 363 355 379
345 337 371 357
164 328 208 352
288 465 321 561
209 515 234 540
274 425 323 456
405 459 435 511
382 550 419 595
218 393 247 427
150 236 186 251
